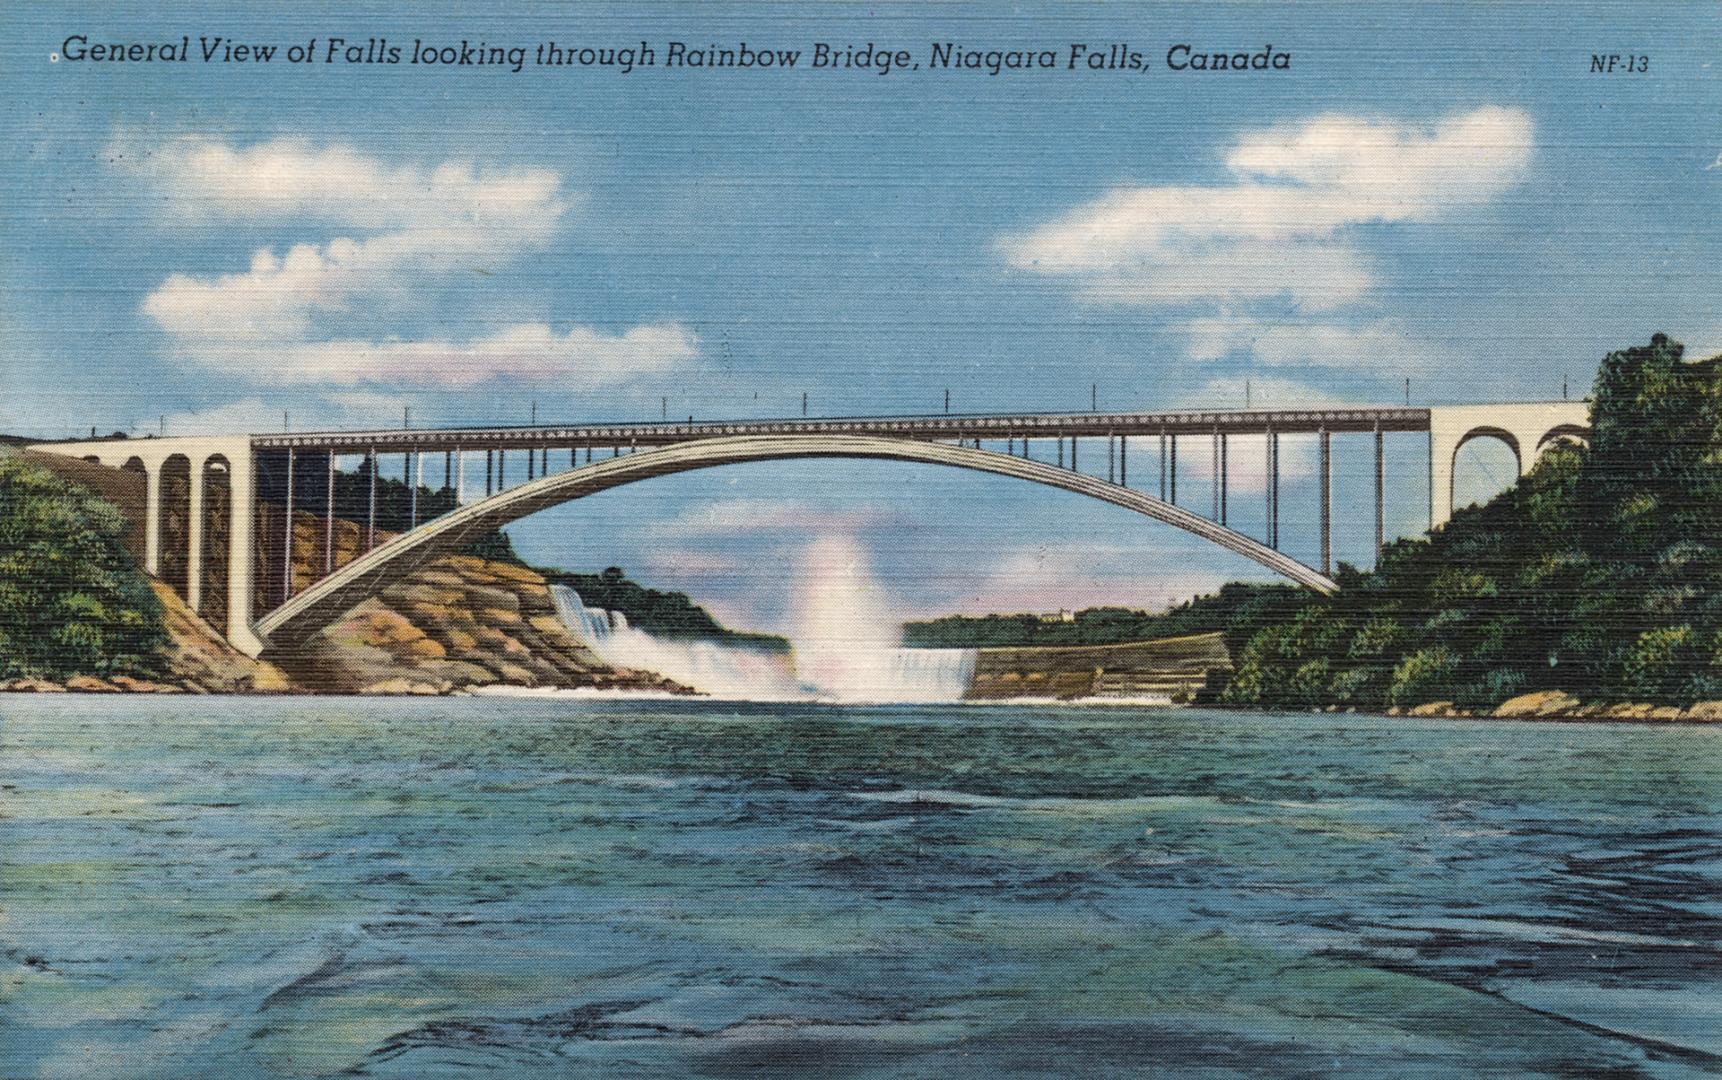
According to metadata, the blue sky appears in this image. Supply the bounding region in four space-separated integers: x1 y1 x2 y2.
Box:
4 3 1718 631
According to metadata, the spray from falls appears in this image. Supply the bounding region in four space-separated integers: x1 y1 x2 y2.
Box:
550 536 975 702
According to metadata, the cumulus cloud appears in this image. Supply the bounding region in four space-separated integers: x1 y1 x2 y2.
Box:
170 322 699 387
151 391 413 437
1178 318 1456 372
1002 105 1532 311
125 135 696 387
114 133 570 233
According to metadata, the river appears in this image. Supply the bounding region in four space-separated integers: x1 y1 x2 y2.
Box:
3 696 1719 1078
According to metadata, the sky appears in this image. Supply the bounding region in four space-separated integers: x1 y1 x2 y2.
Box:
3 2 1718 633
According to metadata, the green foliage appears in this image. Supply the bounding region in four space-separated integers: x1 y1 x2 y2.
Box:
1212 335 1722 711
903 581 1309 649
0 453 167 679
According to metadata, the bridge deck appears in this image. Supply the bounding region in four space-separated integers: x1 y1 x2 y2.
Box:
253 406 1434 454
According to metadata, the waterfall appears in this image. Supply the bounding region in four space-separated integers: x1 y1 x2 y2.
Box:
550 582 975 703
551 584 804 700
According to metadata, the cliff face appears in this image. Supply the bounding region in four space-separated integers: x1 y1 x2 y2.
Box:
265 552 692 696
967 632 1231 702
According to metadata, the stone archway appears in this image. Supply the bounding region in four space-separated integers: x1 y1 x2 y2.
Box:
199 456 232 627
157 454 192 599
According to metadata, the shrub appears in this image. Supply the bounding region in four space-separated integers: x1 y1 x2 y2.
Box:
0 454 167 679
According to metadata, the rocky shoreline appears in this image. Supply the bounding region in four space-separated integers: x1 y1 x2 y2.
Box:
1389 690 1722 724
2 553 694 699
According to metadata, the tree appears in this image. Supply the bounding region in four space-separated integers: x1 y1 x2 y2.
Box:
0 454 168 679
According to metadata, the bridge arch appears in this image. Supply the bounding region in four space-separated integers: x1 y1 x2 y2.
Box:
1537 424 1589 452
256 435 1337 648
198 456 232 626
157 454 192 600
1449 427 1520 515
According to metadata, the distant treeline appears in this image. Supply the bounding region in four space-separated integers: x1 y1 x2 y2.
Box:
914 336 1722 712
903 586 1308 650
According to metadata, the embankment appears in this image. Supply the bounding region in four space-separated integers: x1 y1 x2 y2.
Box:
5 451 686 696
966 632 1231 702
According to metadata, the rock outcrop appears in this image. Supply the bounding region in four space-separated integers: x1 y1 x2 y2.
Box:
265 554 691 695
152 581 292 692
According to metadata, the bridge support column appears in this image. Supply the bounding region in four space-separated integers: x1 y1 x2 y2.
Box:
1058 437 1064 468
224 447 263 657
485 451 494 496
1269 429 1280 550
1169 436 1177 504
1210 430 1219 521
1108 434 1115 483
143 464 162 575
1374 423 1384 559
282 449 295 602
1120 436 1127 487
366 448 377 552
186 459 205 614
1219 434 1228 526
456 451 466 504
1319 428 1332 575
411 452 421 527
1159 434 1166 500
324 451 336 575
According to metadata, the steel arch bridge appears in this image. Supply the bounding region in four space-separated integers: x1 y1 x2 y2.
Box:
253 434 1337 648
34 399 1588 656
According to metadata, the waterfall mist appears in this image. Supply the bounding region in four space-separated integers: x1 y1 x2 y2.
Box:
550 536 974 702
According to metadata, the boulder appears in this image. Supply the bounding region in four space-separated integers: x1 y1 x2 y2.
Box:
483 561 545 585
109 675 182 693
1681 701 1722 722
1494 690 1581 719
528 614 570 637
3 677 66 692
1600 703 1656 720
360 677 447 696
495 662 538 685
1408 701 1458 717
65 674 121 693
398 636 448 659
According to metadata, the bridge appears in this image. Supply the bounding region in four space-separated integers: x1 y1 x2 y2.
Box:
32 400 1589 657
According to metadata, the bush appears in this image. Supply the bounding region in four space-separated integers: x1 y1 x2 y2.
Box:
0 454 167 679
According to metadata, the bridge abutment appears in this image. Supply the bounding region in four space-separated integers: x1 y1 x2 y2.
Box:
1426 402 1589 530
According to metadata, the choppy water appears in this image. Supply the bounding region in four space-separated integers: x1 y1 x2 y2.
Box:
3 696 1720 1078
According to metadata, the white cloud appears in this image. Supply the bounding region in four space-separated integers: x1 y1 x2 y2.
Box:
151 391 413 436
1179 318 1453 372
171 322 699 387
125 135 696 387
115 133 569 232
1003 105 1532 311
